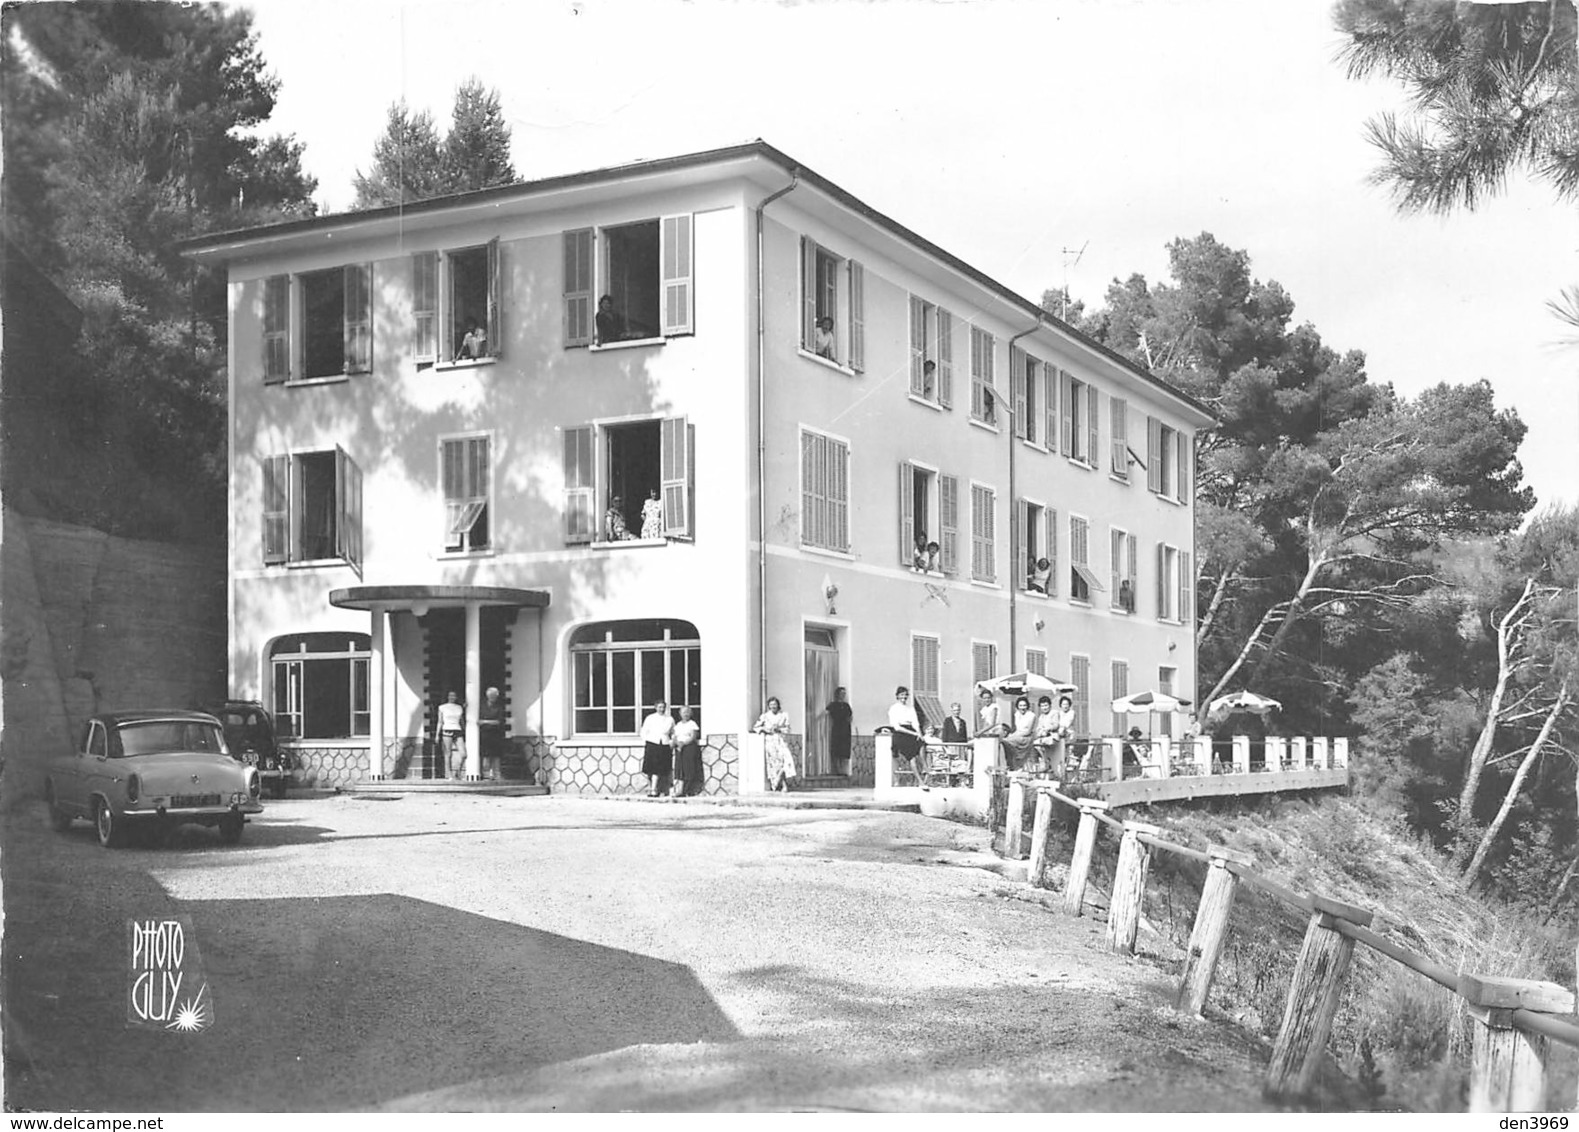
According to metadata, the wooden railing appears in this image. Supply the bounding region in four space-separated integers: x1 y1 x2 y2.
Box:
995 779 1579 1111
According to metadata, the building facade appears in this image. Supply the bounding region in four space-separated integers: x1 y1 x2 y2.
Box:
184 142 1214 792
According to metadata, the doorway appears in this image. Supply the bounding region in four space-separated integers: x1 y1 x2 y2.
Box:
803 627 840 778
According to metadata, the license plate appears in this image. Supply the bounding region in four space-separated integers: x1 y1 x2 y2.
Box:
170 794 222 808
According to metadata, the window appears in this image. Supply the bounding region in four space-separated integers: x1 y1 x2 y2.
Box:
563 216 694 348
270 633 370 740
970 327 997 425
261 448 364 571
1110 396 1130 479
801 429 851 553
911 634 943 729
299 264 372 380
561 417 694 544
970 483 997 583
570 619 700 735
800 237 863 370
1011 348 1046 444
899 462 953 572
441 434 491 553
1069 515 1104 603
1111 659 1130 736
1059 370 1100 465
1069 654 1091 736
908 297 955 406
1110 527 1138 613
1026 649 1047 677
1148 417 1190 502
1016 500 1057 595
972 641 998 688
263 275 290 383
1155 544 1193 623
441 241 500 362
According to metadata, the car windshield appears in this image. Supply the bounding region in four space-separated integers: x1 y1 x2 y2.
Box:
117 721 228 758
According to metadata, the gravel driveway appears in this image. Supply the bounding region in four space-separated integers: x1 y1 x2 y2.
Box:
3 791 1297 1112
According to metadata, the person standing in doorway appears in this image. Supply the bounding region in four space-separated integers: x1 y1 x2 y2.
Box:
437 690 465 779
478 686 506 781
827 686 853 774
640 701 675 797
671 705 702 797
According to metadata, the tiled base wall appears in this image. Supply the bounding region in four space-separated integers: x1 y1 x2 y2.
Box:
288 745 369 790
850 734 876 787
518 734 739 796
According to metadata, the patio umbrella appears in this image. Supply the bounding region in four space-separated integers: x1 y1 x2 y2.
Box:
1207 691 1282 720
976 671 1077 699
1111 690 1191 715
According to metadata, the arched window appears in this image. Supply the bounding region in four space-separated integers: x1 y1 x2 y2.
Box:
270 632 370 739
569 619 700 735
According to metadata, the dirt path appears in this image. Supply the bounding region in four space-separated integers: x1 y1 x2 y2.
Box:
3 793 1327 1112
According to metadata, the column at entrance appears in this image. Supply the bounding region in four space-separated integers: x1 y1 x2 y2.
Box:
368 607 386 779
464 602 482 780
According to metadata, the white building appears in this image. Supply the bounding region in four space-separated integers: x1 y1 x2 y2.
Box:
182 141 1214 794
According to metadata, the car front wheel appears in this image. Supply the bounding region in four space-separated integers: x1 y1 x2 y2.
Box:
218 813 244 844
95 799 126 848
45 784 72 832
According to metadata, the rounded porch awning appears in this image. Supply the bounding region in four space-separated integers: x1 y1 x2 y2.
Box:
328 584 550 611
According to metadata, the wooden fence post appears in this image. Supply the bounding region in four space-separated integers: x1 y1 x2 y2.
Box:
1027 788 1055 887
1175 845 1255 1016
1460 974 1573 1113
1004 775 1028 860
1107 820 1162 954
1265 894 1374 1099
987 769 1008 854
1063 799 1110 916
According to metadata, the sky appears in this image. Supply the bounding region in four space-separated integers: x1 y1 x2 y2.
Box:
244 0 1578 513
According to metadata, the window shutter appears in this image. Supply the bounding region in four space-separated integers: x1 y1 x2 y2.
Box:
661 415 691 538
1156 542 1167 619
1111 397 1128 477
412 254 437 361
563 229 593 347
1180 550 1192 625
263 275 290 383
800 432 817 546
660 214 693 336
898 462 914 565
937 309 954 408
939 474 959 574
1177 430 1189 502
1086 384 1099 468
1060 370 1074 456
563 426 595 542
909 296 925 395
1148 416 1163 493
1043 363 1057 451
336 446 363 575
1070 655 1090 735
442 439 464 550
1110 528 1122 608
1011 499 1023 589
1010 346 1027 438
344 264 372 374
1046 506 1058 597
1126 534 1137 611
486 237 501 357
982 488 996 582
848 260 864 371
801 236 817 350
1111 660 1128 735
262 455 289 564
833 439 849 552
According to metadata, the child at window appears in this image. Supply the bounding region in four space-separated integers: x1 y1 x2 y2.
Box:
640 488 664 539
925 541 940 572
456 319 487 360
814 316 836 360
912 533 929 572
1029 557 1052 593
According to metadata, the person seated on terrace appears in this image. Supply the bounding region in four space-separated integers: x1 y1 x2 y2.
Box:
1122 727 1148 779
1028 556 1052 593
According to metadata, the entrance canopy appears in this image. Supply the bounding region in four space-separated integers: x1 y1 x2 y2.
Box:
328 584 551 612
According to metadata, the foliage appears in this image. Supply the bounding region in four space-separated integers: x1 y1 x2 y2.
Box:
352 78 516 210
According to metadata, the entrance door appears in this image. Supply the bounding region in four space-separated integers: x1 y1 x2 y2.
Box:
803 628 839 778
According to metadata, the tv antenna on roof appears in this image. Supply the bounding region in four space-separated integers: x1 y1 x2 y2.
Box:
1058 241 1088 320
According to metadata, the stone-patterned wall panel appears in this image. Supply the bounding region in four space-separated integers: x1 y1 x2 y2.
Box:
703 733 739 796
850 734 876 787
286 744 368 790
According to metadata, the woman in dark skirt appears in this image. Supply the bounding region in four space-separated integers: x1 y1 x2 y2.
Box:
671 705 702 796
639 701 675 796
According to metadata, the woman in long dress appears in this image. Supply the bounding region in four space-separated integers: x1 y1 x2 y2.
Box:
754 697 797 791
640 489 664 539
639 701 675 797
671 705 702 796
1001 696 1037 772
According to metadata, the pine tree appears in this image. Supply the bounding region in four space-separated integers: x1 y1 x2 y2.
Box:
440 78 516 194
352 101 444 209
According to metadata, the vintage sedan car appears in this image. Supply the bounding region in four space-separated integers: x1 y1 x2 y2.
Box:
214 699 293 799
44 710 264 847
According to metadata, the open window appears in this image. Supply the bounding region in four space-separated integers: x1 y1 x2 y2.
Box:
563 216 693 348
1015 500 1057 595
295 264 372 380
1110 527 1138 613
800 236 863 371
1110 396 1131 479
1059 371 1100 465
1068 514 1104 604
1011 348 1049 445
441 434 491 553
261 447 363 573
970 328 997 425
439 239 500 363
908 297 954 407
1155 544 1193 623
561 417 694 545
1148 417 1189 502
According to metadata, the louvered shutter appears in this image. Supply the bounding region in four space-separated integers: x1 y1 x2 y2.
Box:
1148 416 1164 493
800 432 817 546
344 264 372 374
563 229 593 347
443 439 464 550
909 297 925 395
1111 660 1129 735
898 462 914 564
1046 507 1058 597
336 446 363 574
1177 430 1189 502
1011 499 1023 589
1010 346 1027 438
661 416 691 537
939 474 959 574
1111 397 1128 476
263 276 290 383
848 260 864 371
1060 370 1074 455
1156 543 1168 619
262 455 289 564
801 236 817 349
1086 384 1099 467
1043 363 1057 450
412 255 437 361
563 426 595 542
937 309 954 408
485 237 501 357
981 488 996 582
1110 528 1123 608
830 438 848 551
1180 550 1193 625
660 214 693 336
